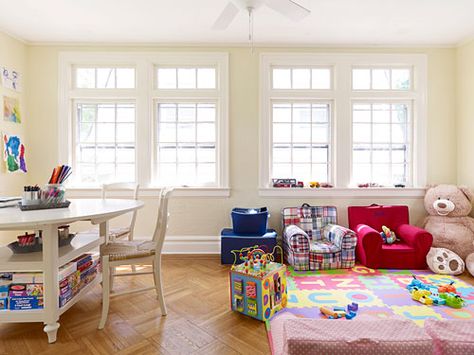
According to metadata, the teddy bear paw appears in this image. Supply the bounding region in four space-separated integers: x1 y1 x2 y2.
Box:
466 253 474 277
426 247 465 275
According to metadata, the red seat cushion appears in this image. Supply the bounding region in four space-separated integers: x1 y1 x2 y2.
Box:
380 242 416 269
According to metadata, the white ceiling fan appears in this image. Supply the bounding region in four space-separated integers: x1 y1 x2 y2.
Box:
212 0 311 31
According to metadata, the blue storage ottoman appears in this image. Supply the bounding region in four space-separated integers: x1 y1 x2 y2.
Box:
220 228 278 264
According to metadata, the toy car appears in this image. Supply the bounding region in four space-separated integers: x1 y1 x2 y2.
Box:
272 179 304 188
411 288 433 305
440 293 464 308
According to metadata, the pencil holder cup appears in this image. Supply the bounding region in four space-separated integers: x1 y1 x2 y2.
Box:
41 184 66 204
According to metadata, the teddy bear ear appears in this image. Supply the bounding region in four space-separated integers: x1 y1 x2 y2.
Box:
459 186 474 202
426 184 438 189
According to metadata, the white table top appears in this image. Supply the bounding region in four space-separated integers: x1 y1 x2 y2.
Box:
0 199 144 229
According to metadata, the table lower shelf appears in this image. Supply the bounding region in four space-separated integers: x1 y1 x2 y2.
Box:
0 272 102 323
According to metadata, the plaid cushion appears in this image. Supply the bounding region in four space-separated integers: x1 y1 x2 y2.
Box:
323 224 357 250
310 241 340 253
282 206 337 241
309 251 341 270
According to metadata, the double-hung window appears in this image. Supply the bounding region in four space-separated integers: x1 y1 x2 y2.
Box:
260 54 427 191
59 52 229 192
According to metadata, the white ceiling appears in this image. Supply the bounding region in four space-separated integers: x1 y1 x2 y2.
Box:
0 0 473 45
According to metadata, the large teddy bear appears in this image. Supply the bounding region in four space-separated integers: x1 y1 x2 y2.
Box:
423 184 474 276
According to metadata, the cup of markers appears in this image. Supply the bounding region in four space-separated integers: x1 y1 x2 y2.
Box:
41 184 66 204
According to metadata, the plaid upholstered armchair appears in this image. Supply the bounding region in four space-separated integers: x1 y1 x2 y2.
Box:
282 204 357 271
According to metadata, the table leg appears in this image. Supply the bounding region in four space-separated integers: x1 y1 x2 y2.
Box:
42 224 60 343
99 220 114 291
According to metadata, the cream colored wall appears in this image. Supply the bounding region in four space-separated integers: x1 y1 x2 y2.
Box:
456 39 474 189
0 33 28 243
24 45 458 241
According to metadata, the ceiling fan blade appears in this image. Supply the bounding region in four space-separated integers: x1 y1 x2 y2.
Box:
265 0 310 21
212 2 240 30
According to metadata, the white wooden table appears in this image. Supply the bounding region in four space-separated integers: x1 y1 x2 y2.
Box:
0 198 144 343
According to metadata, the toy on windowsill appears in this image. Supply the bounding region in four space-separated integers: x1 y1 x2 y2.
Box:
380 225 397 244
272 179 304 188
229 245 286 321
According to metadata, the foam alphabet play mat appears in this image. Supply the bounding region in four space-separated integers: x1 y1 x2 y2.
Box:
284 266 474 326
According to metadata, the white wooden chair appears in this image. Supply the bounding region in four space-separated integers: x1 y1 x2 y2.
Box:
101 183 140 242
98 187 172 330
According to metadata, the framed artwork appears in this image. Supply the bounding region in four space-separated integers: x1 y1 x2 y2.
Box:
2 67 21 91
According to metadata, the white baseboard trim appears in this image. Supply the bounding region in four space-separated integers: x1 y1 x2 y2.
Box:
161 235 220 254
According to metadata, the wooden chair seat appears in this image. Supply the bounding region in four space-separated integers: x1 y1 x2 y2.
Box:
100 240 155 261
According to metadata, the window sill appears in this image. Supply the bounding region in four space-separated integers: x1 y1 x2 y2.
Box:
258 187 426 198
66 187 231 198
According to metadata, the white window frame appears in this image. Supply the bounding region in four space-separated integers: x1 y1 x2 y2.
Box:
259 53 427 198
58 52 229 197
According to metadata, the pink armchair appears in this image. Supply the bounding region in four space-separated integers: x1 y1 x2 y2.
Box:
348 204 433 269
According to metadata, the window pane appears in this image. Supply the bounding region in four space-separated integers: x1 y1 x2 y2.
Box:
96 145 115 163
312 69 331 89
116 68 135 88
312 124 328 143
273 68 291 89
177 144 196 163
77 164 96 183
79 123 95 143
312 146 328 163
372 69 390 89
392 69 410 90
372 144 390 163
373 164 391 185
158 68 176 89
116 164 135 182
273 123 291 143
273 145 291 163
353 164 371 183
353 144 371 163
197 144 216 162
78 104 96 122
372 104 390 123
197 104 215 122
97 163 115 182
292 68 310 89
293 164 311 181
392 104 408 123
312 164 328 182
353 105 371 122
116 146 135 163
272 163 291 178
117 104 135 122
197 68 216 89
197 163 216 184
292 123 311 143
372 123 390 143
159 144 176 163
392 144 408 164
293 104 311 123
293 145 311 163
158 163 177 184
197 123 215 142
392 164 408 184
312 104 329 122
97 104 115 122
177 163 196 184
97 68 116 89
159 104 177 122
177 123 195 142
353 123 371 142
273 104 291 122
159 123 176 143
76 68 95 88
116 123 135 143
352 69 370 90
392 123 407 143
177 68 196 89
97 123 115 143
77 145 95 163
178 104 196 122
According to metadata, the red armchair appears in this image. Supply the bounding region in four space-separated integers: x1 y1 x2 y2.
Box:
348 205 433 269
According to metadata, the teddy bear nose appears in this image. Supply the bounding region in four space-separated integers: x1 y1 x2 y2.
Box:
437 202 447 209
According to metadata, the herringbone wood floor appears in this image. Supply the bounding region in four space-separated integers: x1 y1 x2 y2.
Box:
0 255 269 355
1 256 473 355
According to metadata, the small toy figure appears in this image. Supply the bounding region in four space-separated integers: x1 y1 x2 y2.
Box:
440 293 465 308
380 225 397 244
309 181 320 188
411 288 434 305
438 281 456 294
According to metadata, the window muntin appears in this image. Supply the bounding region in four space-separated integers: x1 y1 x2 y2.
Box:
272 67 332 90
156 103 217 186
271 102 331 183
75 102 136 184
352 102 411 186
352 67 412 91
157 67 216 89
75 67 135 89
